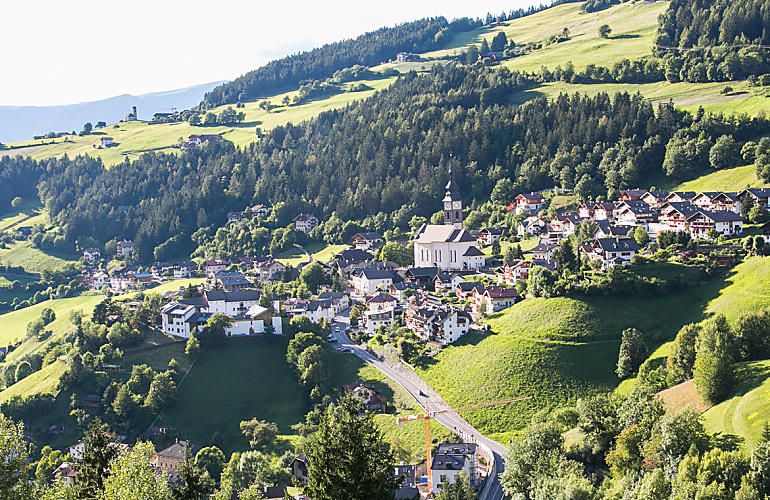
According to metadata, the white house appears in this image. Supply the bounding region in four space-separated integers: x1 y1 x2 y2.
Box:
473 286 518 317
365 292 398 335
160 302 201 338
432 443 478 494
293 213 319 233
226 304 283 336
517 216 545 237
352 268 397 295
203 290 260 316
83 248 101 262
317 291 349 314
583 237 641 269
91 271 110 290
477 227 505 247
204 259 228 276
685 210 743 238
116 240 134 256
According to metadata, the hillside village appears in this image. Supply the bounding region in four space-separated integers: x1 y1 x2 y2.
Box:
6 0 770 499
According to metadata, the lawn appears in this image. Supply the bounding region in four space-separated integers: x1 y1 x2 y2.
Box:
0 199 43 231
703 360 770 449
275 242 347 267
158 337 307 454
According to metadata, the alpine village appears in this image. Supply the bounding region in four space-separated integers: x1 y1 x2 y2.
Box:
5 0 770 499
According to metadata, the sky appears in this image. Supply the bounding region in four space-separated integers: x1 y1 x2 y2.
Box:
2 0 542 106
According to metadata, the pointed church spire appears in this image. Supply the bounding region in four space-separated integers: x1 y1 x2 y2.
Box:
442 154 463 228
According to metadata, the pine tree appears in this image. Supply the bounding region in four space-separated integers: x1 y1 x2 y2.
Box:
172 451 214 500
75 419 119 499
616 328 648 379
305 395 400 500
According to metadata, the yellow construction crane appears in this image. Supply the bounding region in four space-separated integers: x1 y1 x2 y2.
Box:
396 395 532 496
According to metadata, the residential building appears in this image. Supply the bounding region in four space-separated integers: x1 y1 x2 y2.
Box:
455 281 484 298
317 291 349 313
473 286 518 317
640 191 670 208
531 239 559 261
593 202 616 220
618 189 647 201
665 191 697 204
250 204 269 216
91 271 110 290
365 292 398 334
53 463 77 486
83 248 101 262
352 232 384 251
342 382 387 411
116 239 134 256
432 443 478 494
293 213 319 233
404 267 439 287
405 295 471 344
203 289 260 316
738 188 770 207
335 248 374 268
227 211 243 224
204 259 228 276
173 261 196 279
594 220 634 239
659 202 701 232
685 210 743 238
499 259 531 286
253 257 286 281
161 302 201 338
517 216 545 237
582 237 641 269
477 227 505 246
434 273 463 292
512 192 545 214
227 304 283 336
186 134 221 147
616 203 655 227
153 441 198 473
208 271 250 292
352 268 399 295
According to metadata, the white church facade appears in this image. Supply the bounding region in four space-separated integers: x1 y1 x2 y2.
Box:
413 161 485 271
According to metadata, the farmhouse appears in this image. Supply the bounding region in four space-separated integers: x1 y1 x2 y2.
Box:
616 202 655 227
336 248 374 267
498 259 531 286
186 134 222 147
153 441 198 473
517 216 545 237
253 257 285 281
477 227 505 246
434 273 463 291
738 188 770 207
250 204 269 216
665 191 697 203
292 213 319 233
640 191 670 208
618 189 647 201
531 239 559 262
342 382 387 411
227 211 243 224
473 286 518 317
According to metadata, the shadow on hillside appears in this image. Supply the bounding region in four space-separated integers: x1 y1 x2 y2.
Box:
238 120 263 128
509 87 547 107
711 432 744 451
611 34 641 40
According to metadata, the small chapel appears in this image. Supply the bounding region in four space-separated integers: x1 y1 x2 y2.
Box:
413 161 485 271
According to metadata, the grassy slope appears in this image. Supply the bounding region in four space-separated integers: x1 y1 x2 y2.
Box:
0 360 66 403
674 165 765 193
0 294 103 347
706 257 770 321
703 360 770 449
417 259 760 442
159 338 307 453
2 77 396 168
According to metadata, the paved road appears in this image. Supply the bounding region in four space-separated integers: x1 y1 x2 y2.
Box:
330 320 506 500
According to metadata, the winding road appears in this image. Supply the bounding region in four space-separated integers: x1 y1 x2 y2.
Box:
330 319 507 500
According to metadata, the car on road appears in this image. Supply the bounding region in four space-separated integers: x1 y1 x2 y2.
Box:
327 337 337 343
337 347 352 353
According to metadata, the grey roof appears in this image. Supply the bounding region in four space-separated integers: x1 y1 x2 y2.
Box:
157 441 198 460
739 188 770 198
667 191 697 200
318 291 346 301
462 246 485 256
481 227 505 235
414 224 476 243
437 443 477 455
457 281 483 292
596 237 641 252
406 267 439 278
532 241 559 253
204 290 260 302
688 210 743 222
360 269 397 280
367 292 397 303
336 248 374 263
663 201 700 217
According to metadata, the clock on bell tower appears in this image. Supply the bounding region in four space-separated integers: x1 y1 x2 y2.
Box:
442 158 463 228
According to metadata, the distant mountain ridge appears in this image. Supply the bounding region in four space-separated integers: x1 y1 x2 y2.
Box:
0 81 225 143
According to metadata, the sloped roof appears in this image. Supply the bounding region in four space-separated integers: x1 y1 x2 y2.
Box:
353 232 383 240
414 224 476 243
204 290 260 302
462 246 485 256
595 237 641 252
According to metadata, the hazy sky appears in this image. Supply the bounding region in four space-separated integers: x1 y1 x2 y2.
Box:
3 0 542 106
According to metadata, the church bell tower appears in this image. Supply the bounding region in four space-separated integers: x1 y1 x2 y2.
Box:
442 158 463 228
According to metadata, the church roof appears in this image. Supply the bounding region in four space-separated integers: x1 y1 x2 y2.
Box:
414 225 476 244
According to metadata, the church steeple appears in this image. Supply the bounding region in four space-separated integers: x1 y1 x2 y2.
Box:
442 156 463 228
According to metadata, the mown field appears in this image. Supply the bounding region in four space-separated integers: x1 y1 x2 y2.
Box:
674 164 765 193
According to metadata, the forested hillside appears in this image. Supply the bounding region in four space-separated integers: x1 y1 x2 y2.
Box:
201 17 458 107
4 62 768 262
656 0 770 49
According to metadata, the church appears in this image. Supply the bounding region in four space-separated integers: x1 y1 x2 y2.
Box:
413 162 486 271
